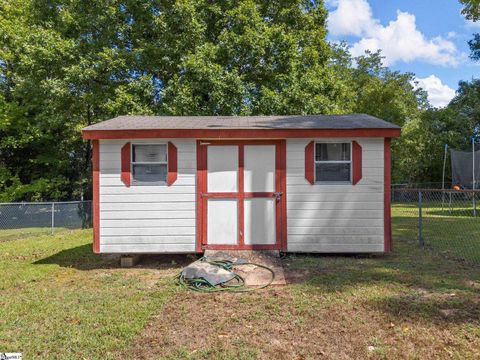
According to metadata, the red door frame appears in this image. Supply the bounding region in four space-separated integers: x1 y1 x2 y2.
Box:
196 140 287 252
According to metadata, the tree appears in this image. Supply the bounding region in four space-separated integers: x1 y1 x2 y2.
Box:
396 79 480 185
449 79 480 141
342 50 429 183
1 0 349 201
460 0 480 21
350 51 428 127
459 0 480 59
0 0 431 199
396 108 466 184
1 0 157 200
160 1 350 115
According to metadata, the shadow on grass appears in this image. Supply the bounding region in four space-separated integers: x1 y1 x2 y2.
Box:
368 291 480 324
34 243 197 270
283 239 480 324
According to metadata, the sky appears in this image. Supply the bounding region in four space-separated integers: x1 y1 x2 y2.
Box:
325 0 480 107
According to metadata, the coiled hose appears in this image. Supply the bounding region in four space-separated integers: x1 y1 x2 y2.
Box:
175 257 275 292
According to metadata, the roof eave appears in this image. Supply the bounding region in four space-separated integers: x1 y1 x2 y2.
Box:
82 128 401 140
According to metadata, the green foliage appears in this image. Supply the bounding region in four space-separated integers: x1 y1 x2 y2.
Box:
0 0 440 199
1 0 347 200
449 79 480 138
160 0 350 115
459 0 480 59
460 0 480 21
397 79 480 184
468 33 480 60
395 108 462 183
351 51 428 126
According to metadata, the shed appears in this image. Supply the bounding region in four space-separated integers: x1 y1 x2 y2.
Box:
82 114 401 254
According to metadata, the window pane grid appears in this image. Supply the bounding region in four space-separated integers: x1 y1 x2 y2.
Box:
314 142 352 183
315 143 351 161
132 161 167 164
132 144 168 184
132 144 167 163
315 160 351 164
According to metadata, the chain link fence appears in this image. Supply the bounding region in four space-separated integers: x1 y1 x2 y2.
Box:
391 182 452 190
392 189 480 265
0 201 92 241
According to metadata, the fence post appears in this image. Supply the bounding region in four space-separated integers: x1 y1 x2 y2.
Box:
51 203 55 235
418 191 424 247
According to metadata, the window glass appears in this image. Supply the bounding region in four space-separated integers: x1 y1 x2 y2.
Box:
315 163 351 182
315 143 350 161
315 142 351 183
132 144 167 184
132 164 167 183
133 144 167 163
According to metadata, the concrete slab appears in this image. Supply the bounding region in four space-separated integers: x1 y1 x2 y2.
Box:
203 250 286 286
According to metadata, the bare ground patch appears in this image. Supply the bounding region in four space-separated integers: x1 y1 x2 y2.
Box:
124 249 480 360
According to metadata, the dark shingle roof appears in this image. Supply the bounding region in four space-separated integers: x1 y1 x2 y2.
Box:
83 114 400 131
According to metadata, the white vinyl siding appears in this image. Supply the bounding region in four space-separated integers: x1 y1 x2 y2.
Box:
97 137 385 254
98 139 196 253
286 138 385 253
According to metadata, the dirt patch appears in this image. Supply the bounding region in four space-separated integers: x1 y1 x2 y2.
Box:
124 288 373 360
283 268 312 284
124 270 480 360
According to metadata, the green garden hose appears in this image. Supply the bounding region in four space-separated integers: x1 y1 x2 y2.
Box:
175 257 275 292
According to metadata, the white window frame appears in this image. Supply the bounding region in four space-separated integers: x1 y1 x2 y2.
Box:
314 141 352 184
131 143 168 185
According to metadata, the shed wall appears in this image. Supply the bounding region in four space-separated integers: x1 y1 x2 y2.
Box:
97 137 386 253
98 139 196 253
286 138 385 252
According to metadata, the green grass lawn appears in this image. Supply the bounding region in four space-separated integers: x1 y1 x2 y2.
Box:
0 229 180 359
0 227 73 242
393 202 480 264
1 221 480 359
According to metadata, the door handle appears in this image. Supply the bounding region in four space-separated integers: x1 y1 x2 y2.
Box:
274 192 283 200
201 193 210 198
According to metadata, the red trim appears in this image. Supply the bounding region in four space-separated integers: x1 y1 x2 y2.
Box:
238 144 245 247
305 141 314 184
167 142 178 186
352 141 362 185
384 138 392 253
197 140 286 251
196 141 206 253
202 139 286 145
275 142 282 250
83 128 401 140
205 192 278 198
280 140 287 251
121 142 131 187
92 140 100 254
203 244 279 250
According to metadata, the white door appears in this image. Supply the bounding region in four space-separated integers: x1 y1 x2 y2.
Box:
203 142 280 249
243 145 276 245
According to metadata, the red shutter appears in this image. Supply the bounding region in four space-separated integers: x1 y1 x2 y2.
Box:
167 141 178 186
121 142 131 187
352 141 362 185
305 141 314 184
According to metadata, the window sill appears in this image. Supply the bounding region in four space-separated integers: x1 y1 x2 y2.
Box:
131 181 167 186
314 181 352 185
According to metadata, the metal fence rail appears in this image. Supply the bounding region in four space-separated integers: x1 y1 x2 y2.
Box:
392 189 480 265
0 201 92 241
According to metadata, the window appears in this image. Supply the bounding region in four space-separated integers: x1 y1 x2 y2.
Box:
315 142 351 183
132 144 167 184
